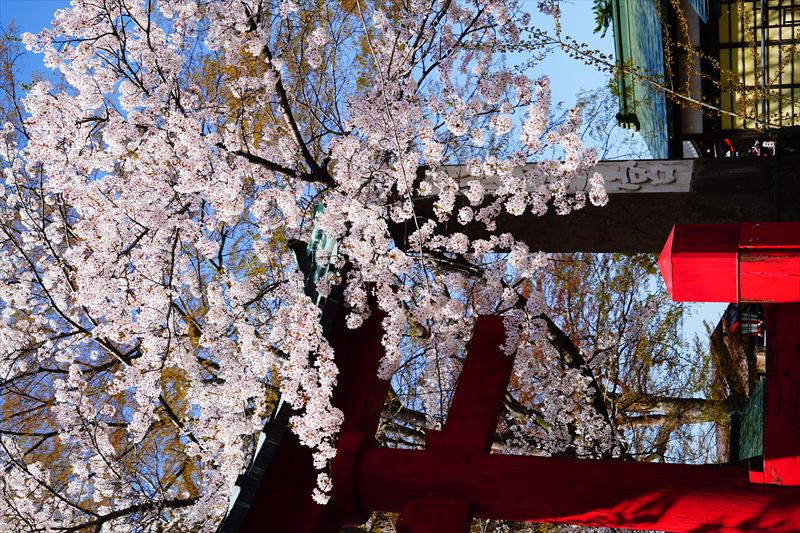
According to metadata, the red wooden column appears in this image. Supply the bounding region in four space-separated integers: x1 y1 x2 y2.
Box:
658 222 800 485
395 316 511 533
658 223 800 302
657 223 800 487
751 304 800 485
239 306 391 532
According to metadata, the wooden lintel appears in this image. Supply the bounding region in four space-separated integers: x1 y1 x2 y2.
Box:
392 155 800 254
356 448 800 532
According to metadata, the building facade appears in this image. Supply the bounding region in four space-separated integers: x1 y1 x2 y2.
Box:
612 0 800 158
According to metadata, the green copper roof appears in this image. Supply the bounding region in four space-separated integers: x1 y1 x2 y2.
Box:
611 0 669 158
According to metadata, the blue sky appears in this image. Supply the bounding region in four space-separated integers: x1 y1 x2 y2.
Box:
0 0 66 82
0 0 64 33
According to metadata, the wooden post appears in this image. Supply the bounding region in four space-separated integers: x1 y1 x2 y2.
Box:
657 225 800 486
752 304 800 485
236 306 391 532
658 223 800 302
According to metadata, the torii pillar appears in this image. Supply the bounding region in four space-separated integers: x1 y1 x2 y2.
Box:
659 222 800 486
237 297 800 532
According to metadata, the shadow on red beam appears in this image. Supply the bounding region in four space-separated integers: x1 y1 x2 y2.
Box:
354 448 800 532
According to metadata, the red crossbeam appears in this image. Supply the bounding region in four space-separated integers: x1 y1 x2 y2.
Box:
658 223 800 302
356 448 800 532
395 316 511 533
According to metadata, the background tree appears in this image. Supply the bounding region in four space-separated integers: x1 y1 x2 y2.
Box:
369 84 724 532
374 252 724 532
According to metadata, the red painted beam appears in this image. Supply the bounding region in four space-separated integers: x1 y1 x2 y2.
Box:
396 315 511 532
753 304 800 485
658 223 739 302
355 448 800 532
397 499 471 533
740 252 800 303
658 223 800 302
427 315 510 453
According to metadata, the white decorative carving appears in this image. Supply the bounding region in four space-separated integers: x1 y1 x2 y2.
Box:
584 160 694 193
440 159 695 196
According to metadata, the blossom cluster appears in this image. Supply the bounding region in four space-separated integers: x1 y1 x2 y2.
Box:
0 0 609 529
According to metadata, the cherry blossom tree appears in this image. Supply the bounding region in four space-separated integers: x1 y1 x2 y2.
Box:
0 0 611 529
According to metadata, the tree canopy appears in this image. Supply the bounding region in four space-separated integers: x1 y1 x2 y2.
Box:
0 1 715 531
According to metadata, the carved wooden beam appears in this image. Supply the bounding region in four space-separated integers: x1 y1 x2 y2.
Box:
393 155 800 254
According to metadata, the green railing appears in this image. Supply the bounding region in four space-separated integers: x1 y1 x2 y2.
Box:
737 378 765 461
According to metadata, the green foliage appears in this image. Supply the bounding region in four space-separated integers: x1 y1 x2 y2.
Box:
592 0 613 38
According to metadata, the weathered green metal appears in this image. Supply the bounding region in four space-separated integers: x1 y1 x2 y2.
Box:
294 204 343 335
610 0 669 158
738 378 765 461
688 0 709 22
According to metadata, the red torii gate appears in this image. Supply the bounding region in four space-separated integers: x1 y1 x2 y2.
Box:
660 223 800 487
239 223 800 532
